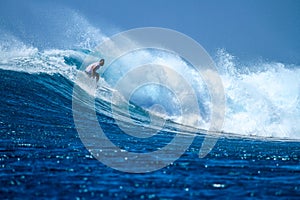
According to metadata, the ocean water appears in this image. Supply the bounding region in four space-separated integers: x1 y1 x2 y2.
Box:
1 1 300 199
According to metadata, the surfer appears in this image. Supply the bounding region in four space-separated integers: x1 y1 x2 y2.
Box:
85 59 105 82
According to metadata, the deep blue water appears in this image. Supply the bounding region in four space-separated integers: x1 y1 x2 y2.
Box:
0 68 299 199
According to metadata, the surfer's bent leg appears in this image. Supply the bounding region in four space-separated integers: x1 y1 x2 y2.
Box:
85 71 92 78
95 73 99 82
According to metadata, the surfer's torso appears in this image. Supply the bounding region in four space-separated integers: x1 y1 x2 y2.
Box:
85 62 100 75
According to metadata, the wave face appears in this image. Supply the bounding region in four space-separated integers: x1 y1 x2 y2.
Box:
0 40 299 140
0 1 299 140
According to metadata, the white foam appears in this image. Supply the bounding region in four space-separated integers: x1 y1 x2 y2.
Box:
216 49 300 139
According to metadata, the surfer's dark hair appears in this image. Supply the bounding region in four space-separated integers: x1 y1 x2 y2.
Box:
100 59 104 63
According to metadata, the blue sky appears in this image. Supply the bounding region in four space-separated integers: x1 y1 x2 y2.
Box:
1 0 300 64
